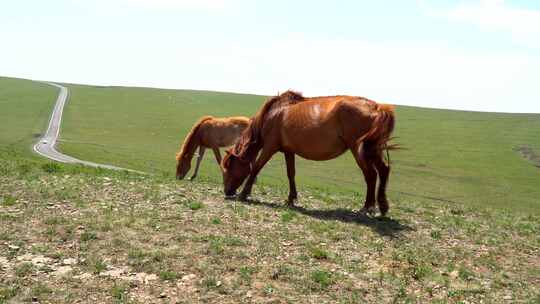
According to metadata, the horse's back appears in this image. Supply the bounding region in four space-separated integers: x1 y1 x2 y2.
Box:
273 97 379 160
199 117 248 147
276 98 347 160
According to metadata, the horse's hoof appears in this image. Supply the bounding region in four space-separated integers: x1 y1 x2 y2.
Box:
238 194 249 202
358 206 377 216
286 198 297 207
378 200 389 216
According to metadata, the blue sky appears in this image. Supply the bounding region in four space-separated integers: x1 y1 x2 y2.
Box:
1 0 539 113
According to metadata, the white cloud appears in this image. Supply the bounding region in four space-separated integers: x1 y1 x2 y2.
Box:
65 0 235 10
2 19 538 113
443 0 540 48
120 0 231 9
210 37 539 113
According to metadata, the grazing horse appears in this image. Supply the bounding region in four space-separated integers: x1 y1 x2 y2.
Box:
221 91 396 215
176 116 250 180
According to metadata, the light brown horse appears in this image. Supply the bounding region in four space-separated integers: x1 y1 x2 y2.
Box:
221 91 396 215
176 116 250 180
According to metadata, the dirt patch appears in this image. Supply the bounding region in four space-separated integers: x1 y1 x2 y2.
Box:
515 145 540 168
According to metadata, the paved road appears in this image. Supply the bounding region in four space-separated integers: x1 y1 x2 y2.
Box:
33 82 140 173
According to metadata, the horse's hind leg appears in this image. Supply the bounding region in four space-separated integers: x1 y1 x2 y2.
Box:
190 146 206 180
372 152 390 216
284 152 297 206
350 142 377 214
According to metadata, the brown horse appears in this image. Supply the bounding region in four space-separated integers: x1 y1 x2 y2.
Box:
176 116 250 180
221 91 396 215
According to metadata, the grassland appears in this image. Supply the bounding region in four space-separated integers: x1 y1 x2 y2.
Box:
55 82 540 213
0 154 538 303
0 77 58 156
0 77 539 303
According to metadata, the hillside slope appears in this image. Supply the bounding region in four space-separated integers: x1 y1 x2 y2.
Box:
0 156 538 303
57 84 540 213
0 77 57 156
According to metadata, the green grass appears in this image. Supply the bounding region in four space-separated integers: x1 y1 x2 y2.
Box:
2 76 538 213
0 153 538 303
1 76 539 214
0 77 58 156
53 82 540 213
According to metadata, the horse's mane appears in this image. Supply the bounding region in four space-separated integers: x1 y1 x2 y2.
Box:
231 90 304 159
175 116 214 161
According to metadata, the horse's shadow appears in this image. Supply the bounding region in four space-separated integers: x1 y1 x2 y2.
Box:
240 198 413 238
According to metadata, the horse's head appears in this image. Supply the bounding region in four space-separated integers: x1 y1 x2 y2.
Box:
175 153 191 180
221 149 251 197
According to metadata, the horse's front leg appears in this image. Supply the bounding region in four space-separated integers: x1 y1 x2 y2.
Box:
212 148 222 166
190 146 206 180
238 148 276 201
284 152 297 206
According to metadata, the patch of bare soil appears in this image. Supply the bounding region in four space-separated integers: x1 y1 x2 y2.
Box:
515 145 540 168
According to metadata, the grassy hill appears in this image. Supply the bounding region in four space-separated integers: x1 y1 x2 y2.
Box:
0 77 539 302
0 77 58 156
54 82 540 213
0 155 538 303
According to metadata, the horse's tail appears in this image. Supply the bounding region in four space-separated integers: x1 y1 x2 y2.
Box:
374 104 399 164
176 116 214 161
374 104 395 144
359 104 398 164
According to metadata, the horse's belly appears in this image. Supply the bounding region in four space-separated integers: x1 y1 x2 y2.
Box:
281 129 347 161
279 101 348 160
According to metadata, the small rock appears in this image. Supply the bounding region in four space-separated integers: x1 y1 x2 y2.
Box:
158 292 167 298
449 270 459 279
8 245 20 250
54 266 73 276
145 273 158 283
131 272 159 284
75 273 93 280
62 258 77 265
503 295 513 300
216 280 222 287
0 257 10 270
181 274 197 282
100 267 127 278
246 291 253 298
16 253 33 261
31 255 51 265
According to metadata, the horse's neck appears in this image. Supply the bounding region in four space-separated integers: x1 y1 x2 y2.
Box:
243 142 263 164
183 135 200 159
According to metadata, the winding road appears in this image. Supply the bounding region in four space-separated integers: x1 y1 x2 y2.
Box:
33 82 139 172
